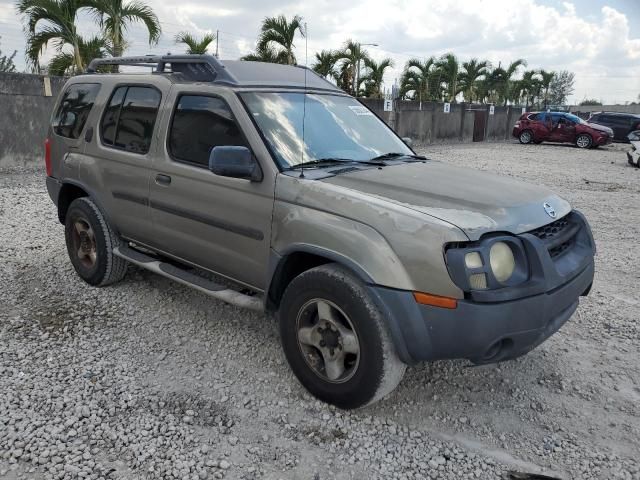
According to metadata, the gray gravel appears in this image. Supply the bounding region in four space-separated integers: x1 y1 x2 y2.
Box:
1 141 639 480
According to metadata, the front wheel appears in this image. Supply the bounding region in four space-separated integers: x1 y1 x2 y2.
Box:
279 264 406 409
576 134 592 149
519 130 533 144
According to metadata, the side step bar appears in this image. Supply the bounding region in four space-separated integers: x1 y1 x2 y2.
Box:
113 246 263 311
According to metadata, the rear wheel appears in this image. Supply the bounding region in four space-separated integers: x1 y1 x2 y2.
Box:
279 264 406 409
576 134 592 149
519 130 533 144
65 197 127 286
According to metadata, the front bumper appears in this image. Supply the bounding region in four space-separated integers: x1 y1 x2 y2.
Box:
370 210 596 365
595 135 613 146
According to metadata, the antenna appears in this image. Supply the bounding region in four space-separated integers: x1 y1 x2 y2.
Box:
299 22 308 179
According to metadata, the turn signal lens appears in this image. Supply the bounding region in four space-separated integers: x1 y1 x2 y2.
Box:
413 292 457 309
469 273 487 290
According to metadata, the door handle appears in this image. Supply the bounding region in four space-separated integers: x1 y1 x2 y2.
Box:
84 126 94 143
155 174 171 186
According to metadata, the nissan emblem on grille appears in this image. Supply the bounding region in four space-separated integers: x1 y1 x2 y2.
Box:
543 202 556 218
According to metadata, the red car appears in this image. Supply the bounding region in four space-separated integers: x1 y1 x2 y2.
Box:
513 112 614 149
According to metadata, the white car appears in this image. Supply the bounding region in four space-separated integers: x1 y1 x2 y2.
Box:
627 131 640 167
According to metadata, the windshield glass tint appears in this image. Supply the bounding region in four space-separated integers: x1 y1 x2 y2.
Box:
240 92 412 168
565 113 585 124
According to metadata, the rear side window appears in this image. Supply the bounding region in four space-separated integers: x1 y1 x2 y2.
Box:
52 83 100 139
100 86 161 154
168 95 249 167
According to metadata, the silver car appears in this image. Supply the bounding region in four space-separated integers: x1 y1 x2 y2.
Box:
45 55 596 408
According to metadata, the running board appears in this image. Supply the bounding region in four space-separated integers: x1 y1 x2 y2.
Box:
113 246 263 311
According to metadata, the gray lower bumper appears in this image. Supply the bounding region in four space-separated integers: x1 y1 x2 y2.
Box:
369 259 594 365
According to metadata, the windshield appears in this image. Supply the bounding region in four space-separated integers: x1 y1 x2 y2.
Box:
565 113 586 124
240 92 412 168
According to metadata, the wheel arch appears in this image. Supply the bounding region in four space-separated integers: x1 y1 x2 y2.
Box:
265 245 374 312
57 181 114 231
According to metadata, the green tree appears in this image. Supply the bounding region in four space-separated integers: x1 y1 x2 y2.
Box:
17 0 87 71
579 98 602 106
435 53 460 102
255 14 304 65
482 59 526 105
538 69 554 109
517 70 542 108
241 44 288 63
312 50 338 79
549 70 574 106
399 57 436 101
175 31 216 55
459 58 490 103
85 0 161 58
361 57 393 98
48 35 106 75
335 40 371 95
0 37 17 72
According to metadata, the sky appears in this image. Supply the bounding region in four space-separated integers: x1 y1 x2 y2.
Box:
1 0 639 104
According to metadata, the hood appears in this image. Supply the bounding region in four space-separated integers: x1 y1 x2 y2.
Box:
586 122 614 135
321 161 571 240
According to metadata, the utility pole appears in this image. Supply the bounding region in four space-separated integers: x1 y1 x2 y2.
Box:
215 30 219 58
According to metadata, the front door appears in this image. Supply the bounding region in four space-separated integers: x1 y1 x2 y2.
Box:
148 87 275 291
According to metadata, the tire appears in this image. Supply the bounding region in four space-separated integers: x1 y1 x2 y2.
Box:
64 197 127 286
576 134 592 149
519 130 533 144
279 264 406 409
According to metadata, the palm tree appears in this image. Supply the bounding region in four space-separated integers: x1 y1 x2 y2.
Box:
85 0 161 58
241 44 288 63
435 53 460 102
459 58 490 103
312 50 337 79
48 35 107 75
399 57 436 102
175 31 216 55
255 14 304 65
361 57 393 98
17 0 86 71
538 69 555 109
335 40 370 95
518 70 541 109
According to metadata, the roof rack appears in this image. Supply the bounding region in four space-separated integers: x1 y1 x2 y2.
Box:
85 54 238 84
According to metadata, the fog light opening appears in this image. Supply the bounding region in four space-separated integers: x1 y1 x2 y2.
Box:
482 338 514 362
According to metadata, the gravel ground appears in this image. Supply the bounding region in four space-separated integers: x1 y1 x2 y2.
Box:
1 141 639 480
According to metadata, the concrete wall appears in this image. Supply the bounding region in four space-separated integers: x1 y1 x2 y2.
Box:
0 72 66 168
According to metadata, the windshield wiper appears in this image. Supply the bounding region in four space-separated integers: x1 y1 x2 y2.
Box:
369 152 427 162
289 157 386 170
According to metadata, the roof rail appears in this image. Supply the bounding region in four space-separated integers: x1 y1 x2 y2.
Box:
85 54 238 84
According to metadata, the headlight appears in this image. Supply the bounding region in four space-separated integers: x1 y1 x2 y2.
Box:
445 236 528 292
489 242 515 282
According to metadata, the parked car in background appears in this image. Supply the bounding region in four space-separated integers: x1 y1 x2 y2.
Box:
513 111 613 149
627 130 640 167
587 112 640 142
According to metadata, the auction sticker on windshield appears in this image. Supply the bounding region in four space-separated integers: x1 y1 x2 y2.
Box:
348 105 374 116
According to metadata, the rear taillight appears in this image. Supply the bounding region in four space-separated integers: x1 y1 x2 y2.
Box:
44 138 52 176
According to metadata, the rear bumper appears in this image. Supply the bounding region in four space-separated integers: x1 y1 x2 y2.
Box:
370 259 593 365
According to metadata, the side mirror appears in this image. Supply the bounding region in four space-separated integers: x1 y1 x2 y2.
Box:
208 146 262 181
402 137 413 148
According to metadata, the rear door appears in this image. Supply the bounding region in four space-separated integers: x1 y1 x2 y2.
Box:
81 81 167 245
49 83 101 179
148 86 276 290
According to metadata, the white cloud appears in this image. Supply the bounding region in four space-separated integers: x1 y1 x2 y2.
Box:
3 0 639 103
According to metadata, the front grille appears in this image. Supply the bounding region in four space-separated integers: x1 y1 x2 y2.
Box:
530 217 570 241
528 214 578 259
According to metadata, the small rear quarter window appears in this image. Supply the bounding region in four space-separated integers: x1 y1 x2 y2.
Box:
52 83 101 139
